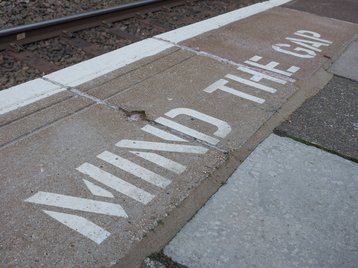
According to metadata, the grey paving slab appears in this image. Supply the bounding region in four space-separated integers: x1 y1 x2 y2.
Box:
165 134 358 268
101 50 298 150
276 76 358 160
0 103 226 267
182 7 358 81
331 40 358 82
284 0 358 24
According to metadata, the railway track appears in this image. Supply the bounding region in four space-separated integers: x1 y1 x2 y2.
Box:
0 0 261 91
0 0 185 50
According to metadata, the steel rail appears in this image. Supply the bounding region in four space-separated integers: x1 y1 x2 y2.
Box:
0 0 184 50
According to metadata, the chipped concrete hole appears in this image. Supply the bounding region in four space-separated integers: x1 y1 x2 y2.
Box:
127 110 148 122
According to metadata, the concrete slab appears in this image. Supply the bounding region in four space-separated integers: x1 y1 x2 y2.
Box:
0 103 227 267
0 90 73 127
100 50 298 150
83 48 194 100
331 40 358 82
76 47 178 91
0 93 93 148
283 0 358 24
165 134 358 268
276 76 358 161
182 7 358 81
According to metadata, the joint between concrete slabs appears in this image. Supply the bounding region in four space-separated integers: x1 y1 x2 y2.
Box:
42 76 121 113
153 37 297 84
69 88 119 111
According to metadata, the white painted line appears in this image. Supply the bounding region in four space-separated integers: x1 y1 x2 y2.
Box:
287 66 300 73
78 163 154 204
25 191 128 217
131 151 186 174
116 140 208 154
83 179 114 198
154 0 292 44
141 125 188 142
155 0 291 44
155 117 220 145
97 151 171 189
0 78 65 115
43 210 110 244
44 38 173 87
268 0 293 6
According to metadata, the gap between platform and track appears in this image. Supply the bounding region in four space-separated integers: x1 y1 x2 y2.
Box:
0 0 292 116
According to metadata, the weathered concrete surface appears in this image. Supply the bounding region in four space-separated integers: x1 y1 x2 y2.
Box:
0 103 227 267
284 0 358 24
98 50 298 150
182 7 358 80
331 40 358 82
165 134 358 268
277 76 358 160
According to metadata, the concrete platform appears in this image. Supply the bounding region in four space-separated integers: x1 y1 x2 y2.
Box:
164 134 358 268
0 0 357 267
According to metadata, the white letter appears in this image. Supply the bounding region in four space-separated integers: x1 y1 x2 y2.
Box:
273 43 316 58
204 79 265 104
245 55 300 77
294 30 332 44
